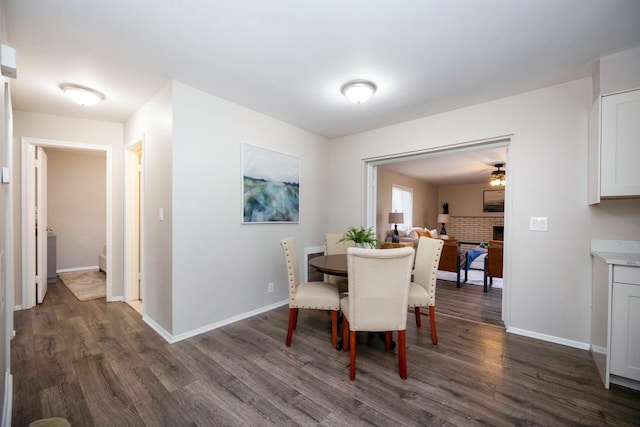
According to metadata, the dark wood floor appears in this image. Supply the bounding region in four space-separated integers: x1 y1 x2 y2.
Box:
11 280 640 426
436 278 503 327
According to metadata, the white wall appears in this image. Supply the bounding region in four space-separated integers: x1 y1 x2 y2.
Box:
0 3 11 420
12 111 124 303
599 47 640 96
171 81 330 336
328 77 640 347
124 83 173 334
439 183 504 217
376 167 437 241
45 148 106 270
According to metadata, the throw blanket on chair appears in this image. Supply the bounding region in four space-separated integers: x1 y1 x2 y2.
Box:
466 248 487 269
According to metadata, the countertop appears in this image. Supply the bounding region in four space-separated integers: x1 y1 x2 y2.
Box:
591 250 640 267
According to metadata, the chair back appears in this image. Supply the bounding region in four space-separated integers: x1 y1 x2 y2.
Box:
487 240 504 278
346 247 414 331
413 237 444 298
280 237 300 302
325 233 354 255
438 239 460 272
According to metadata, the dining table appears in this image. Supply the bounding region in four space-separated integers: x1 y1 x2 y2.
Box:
308 254 348 277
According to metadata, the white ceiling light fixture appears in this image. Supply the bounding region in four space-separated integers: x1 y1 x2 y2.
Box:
341 79 377 104
60 83 105 106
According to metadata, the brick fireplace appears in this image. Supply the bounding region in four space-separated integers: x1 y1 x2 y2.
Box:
446 216 504 248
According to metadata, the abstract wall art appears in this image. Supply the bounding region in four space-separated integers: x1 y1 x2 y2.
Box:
242 143 300 223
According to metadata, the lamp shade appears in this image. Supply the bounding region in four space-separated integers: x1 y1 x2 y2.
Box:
437 214 450 224
388 212 404 224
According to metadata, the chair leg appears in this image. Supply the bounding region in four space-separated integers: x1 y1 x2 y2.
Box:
414 307 422 328
385 331 392 350
350 330 357 380
398 330 407 380
429 306 437 345
293 307 299 329
343 317 350 352
286 308 297 346
331 310 338 349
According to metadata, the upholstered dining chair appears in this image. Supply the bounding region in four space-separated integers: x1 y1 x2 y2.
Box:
408 236 444 345
341 246 414 380
324 233 354 293
438 239 468 288
280 237 341 348
484 240 504 293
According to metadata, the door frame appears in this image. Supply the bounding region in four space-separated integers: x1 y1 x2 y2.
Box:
21 137 112 309
363 136 513 327
125 136 144 304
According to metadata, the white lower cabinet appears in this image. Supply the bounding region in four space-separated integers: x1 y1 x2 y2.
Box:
611 267 640 381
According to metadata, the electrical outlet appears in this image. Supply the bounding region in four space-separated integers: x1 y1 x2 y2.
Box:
267 282 274 293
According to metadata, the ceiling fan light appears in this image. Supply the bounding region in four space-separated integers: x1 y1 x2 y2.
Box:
60 83 105 106
341 79 377 104
489 163 506 187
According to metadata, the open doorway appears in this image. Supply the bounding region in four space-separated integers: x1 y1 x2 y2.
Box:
125 138 143 315
21 137 112 309
364 137 511 327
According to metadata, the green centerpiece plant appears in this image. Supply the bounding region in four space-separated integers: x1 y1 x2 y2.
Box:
338 226 380 249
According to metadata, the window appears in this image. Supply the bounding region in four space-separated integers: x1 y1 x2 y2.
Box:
391 185 413 229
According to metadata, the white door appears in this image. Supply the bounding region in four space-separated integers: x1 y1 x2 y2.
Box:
36 147 48 303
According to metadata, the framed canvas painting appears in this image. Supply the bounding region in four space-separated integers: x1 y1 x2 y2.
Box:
242 143 300 223
483 190 505 213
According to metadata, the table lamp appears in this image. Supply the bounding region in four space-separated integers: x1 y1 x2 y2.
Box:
388 212 404 243
437 214 450 236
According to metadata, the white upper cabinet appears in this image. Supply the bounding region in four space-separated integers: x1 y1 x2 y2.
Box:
590 89 640 204
602 89 640 197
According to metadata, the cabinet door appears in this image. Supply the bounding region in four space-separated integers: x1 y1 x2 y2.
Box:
611 282 640 380
601 90 640 197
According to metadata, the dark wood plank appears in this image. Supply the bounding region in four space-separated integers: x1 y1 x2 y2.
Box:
11 281 640 426
435 278 503 326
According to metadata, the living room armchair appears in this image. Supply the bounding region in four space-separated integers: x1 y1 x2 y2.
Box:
439 239 468 288
484 240 503 292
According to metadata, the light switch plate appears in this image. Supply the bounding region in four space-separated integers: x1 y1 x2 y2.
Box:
1 167 9 184
529 216 548 231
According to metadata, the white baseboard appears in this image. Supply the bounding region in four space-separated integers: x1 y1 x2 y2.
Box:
507 327 590 350
147 299 289 344
142 315 174 343
2 370 12 427
13 305 22 311
57 265 99 273
109 296 124 302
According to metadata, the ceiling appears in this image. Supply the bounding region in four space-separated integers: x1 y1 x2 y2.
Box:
4 1 640 142
2 1 640 184
379 146 507 185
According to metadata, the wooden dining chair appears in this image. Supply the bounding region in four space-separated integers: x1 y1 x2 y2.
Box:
280 237 341 348
484 240 503 292
324 233 354 293
340 246 414 380
408 236 444 344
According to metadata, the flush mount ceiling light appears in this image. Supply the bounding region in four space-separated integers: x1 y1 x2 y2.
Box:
489 163 506 187
60 83 105 106
341 79 377 104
